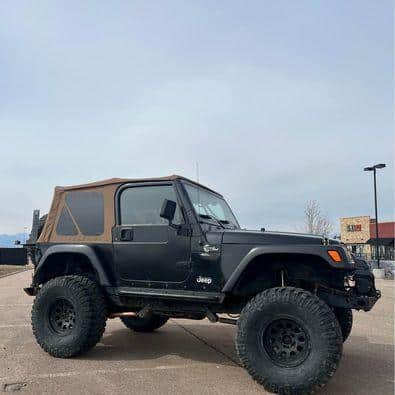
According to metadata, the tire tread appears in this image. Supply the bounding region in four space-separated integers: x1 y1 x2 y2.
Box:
120 314 168 332
333 308 353 342
235 287 343 395
31 275 107 358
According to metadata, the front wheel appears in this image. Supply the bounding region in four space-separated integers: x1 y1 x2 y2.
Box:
236 287 343 394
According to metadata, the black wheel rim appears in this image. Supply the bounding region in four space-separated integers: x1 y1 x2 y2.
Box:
262 318 310 367
49 298 76 335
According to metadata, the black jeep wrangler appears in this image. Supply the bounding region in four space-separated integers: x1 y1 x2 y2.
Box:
25 175 380 394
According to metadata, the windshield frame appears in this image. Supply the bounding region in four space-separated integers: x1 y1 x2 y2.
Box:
181 180 240 229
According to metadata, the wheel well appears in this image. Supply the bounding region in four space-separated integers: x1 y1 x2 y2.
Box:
232 253 346 297
35 253 99 285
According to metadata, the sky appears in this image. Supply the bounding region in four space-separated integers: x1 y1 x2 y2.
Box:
0 0 394 235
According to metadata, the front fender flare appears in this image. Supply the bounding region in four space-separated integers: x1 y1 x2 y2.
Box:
34 244 111 286
221 244 349 293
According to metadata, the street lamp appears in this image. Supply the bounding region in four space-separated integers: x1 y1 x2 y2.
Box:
23 226 28 245
364 163 386 268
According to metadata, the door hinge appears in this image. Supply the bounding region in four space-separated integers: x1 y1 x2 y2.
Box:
177 226 192 237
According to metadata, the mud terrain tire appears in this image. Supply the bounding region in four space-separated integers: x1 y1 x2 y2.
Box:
354 257 370 271
236 287 343 394
121 314 168 332
333 308 353 342
31 275 107 358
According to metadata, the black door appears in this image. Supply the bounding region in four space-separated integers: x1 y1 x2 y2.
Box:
113 183 191 286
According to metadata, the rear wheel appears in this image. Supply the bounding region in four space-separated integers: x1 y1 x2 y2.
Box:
31 275 107 358
121 313 168 332
333 308 353 342
236 287 343 394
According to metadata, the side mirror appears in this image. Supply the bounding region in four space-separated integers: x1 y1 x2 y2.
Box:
160 199 177 224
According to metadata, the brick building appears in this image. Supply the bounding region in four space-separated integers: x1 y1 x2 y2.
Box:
340 216 395 260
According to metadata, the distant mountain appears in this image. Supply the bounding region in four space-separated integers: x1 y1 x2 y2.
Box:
0 233 25 248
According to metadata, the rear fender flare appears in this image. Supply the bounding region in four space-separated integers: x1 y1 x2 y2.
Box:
34 244 111 286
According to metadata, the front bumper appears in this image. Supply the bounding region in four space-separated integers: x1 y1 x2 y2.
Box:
318 269 381 312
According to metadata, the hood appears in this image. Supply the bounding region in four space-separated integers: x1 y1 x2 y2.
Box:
221 229 340 246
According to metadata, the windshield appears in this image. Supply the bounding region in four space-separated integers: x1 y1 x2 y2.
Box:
183 183 239 229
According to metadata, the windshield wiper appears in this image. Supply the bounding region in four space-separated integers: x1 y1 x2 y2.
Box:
205 207 231 229
198 214 225 229
219 219 238 229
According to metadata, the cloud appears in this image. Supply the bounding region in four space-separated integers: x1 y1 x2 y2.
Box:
0 0 393 233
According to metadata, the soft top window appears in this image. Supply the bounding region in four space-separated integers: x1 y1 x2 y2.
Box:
56 191 104 236
56 207 78 236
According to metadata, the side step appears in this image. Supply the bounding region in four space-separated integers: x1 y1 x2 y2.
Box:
117 287 225 303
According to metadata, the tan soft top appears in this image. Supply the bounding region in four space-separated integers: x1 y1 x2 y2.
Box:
56 175 219 194
38 175 219 244
57 175 179 191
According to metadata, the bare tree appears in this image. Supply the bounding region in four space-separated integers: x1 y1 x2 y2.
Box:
303 200 332 237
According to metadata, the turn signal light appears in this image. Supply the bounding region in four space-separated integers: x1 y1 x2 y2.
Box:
327 250 342 262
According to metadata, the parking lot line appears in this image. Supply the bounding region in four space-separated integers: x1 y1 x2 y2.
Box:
0 304 32 307
0 324 30 328
173 321 241 367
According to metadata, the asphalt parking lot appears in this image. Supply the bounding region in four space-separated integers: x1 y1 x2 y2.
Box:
0 270 393 394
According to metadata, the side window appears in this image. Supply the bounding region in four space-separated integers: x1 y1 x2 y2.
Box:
65 191 104 235
56 191 104 236
56 207 78 236
120 185 182 225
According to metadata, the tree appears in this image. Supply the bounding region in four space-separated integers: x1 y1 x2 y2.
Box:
303 200 332 237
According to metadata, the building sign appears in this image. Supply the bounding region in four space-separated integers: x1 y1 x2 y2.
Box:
347 224 362 232
340 216 371 244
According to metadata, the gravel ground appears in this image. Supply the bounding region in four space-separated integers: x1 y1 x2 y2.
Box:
0 270 393 394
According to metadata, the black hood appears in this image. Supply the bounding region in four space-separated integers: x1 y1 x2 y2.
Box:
221 229 340 246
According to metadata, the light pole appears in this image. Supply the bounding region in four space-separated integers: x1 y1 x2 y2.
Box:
23 227 28 245
364 163 386 268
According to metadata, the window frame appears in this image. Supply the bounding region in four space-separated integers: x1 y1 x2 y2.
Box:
115 181 186 227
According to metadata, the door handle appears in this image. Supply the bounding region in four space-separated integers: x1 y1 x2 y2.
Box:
120 228 133 241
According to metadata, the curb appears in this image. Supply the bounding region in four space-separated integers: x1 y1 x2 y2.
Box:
0 267 33 279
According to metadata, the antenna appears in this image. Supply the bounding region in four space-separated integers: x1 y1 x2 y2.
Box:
196 162 201 214
196 162 199 183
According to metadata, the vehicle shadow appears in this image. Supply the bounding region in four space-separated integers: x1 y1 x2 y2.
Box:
79 326 394 394
322 336 394 395
78 322 238 367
